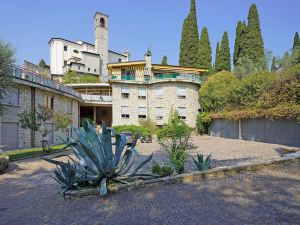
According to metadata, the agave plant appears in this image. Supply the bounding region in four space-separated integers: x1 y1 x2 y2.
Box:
193 154 212 171
43 121 153 196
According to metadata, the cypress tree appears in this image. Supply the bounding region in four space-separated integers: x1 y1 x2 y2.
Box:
293 32 300 50
179 0 199 67
233 21 247 66
215 42 220 71
271 56 276 72
161 55 168 65
39 59 47 68
197 27 212 69
241 4 264 64
218 32 231 72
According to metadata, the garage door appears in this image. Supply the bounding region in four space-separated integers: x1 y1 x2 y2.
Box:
1 123 19 150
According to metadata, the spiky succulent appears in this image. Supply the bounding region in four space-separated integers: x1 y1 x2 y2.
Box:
193 154 212 171
43 121 154 196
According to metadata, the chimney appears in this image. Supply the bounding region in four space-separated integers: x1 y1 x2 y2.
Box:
144 49 152 68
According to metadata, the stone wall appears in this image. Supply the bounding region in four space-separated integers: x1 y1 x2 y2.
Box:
0 83 80 150
111 81 200 128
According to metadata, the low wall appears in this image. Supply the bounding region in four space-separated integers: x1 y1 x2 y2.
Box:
209 118 300 147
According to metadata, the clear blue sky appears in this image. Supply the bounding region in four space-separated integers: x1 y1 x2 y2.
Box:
0 0 299 66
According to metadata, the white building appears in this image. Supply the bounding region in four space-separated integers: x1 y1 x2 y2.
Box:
49 12 129 81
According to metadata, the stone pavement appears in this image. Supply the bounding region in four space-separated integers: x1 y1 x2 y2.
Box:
0 137 299 225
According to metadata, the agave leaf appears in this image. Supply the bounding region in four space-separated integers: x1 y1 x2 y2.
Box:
112 178 130 185
100 122 113 173
129 153 153 176
100 178 108 196
113 134 127 167
116 149 133 174
120 162 134 175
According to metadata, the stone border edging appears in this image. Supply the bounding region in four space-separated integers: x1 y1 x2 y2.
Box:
65 154 300 199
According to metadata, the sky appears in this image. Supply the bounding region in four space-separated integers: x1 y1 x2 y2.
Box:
0 0 299 66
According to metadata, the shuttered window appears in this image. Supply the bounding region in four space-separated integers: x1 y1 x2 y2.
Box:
138 107 147 118
177 86 186 99
121 87 130 99
177 107 187 120
156 86 163 99
138 88 146 99
121 106 130 118
2 88 19 106
156 107 163 120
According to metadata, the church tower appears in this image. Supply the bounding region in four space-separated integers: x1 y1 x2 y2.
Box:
94 12 109 78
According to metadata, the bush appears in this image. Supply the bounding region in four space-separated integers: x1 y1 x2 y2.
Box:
157 111 195 174
0 155 9 173
63 70 100 84
199 71 239 112
113 125 151 137
151 161 173 176
196 112 211 134
139 118 157 135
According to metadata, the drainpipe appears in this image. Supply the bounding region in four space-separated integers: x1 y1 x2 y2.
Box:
238 118 242 140
30 87 36 147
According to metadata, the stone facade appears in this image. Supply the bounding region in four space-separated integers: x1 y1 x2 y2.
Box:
0 81 80 151
111 80 200 128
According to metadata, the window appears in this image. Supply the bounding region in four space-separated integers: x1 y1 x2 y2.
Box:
67 101 72 114
88 68 90 72
43 96 54 109
177 107 187 120
138 88 146 100
121 106 130 118
156 87 163 99
94 69 97 72
78 66 81 70
177 86 186 99
156 107 163 120
64 46 68 51
64 60 67 66
121 69 135 76
121 87 130 99
138 107 147 119
118 58 122 62
73 50 79 54
2 88 19 106
100 18 105 27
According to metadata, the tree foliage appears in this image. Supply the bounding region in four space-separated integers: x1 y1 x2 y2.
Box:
0 40 15 114
199 71 238 112
38 59 47 68
214 42 220 72
197 27 212 69
233 21 247 66
217 32 231 72
240 4 264 64
293 32 300 50
179 0 199 67
161 55 168 65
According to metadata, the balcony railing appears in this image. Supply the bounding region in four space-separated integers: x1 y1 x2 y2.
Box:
81 94 112 102
110 73 203 84
11 66 82 99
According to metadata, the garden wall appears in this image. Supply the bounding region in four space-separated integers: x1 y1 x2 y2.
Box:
209 118 300 147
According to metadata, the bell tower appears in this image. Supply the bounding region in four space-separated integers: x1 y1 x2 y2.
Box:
94 12 109 78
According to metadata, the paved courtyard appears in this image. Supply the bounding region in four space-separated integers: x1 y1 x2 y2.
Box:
0 136 300 225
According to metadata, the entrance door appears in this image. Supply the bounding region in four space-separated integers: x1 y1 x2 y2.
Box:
1 122 19 150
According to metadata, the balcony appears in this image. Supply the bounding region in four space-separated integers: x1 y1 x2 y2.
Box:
81 94 112 102
10 66 82 99
109 73 203 84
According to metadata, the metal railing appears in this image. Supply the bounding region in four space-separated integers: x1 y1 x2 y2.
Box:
81 94 112 102
11 66 82 99
110 73 203 84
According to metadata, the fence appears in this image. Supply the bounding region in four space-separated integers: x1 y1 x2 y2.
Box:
209 118 300 147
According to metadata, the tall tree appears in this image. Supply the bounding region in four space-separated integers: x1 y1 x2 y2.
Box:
293 32 300 50
197 27 212 69
39 59 47 68
233 21 247 66
215 42 220 71
179 0 199 67
271 56 276 72
0 40 15 114
241 4 264 64
161 55 168 65
217 32 231 72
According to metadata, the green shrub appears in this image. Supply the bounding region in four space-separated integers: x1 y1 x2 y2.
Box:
139 118 157 135
151 161 173 176
113 125 151 137
157 110 195 174
196 112 211 134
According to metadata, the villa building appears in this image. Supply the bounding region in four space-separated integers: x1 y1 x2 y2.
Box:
49 12 129 81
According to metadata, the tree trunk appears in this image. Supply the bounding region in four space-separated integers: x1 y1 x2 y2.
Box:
42 136 49 153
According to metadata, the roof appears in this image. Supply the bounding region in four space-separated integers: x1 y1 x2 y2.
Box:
152 64 207 73
108 61 146 68
67 83 110 87
48 38 126 56
94 12 109 18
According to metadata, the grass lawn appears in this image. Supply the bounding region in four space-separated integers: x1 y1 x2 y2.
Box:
0 144 68 161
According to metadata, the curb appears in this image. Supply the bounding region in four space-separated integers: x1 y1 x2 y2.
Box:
65 154 300 199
